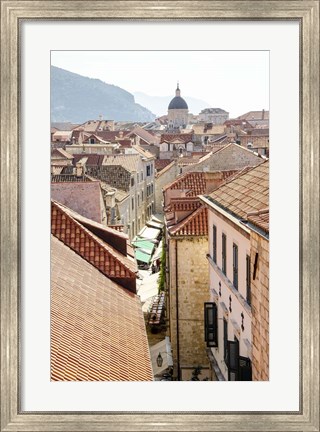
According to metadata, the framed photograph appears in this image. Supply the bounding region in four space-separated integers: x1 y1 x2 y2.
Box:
1 1 319 431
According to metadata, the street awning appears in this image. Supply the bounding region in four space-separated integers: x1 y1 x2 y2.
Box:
132 238 156 252
135 249 152 264
146 220 163 230
139 226 161 240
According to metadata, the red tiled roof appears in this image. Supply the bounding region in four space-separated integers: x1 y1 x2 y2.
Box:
164 172 207 196
247 208 269 233
51 235 153 381
207 161 269 219
72 154 105 166
51 180 104 223
160 133 193 144
155 159 172 172
51 201 137 292
168 207 208 236
165 197 202 213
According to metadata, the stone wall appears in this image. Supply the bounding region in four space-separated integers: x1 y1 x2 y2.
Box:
168 236 210 379
250 231 269 380
154 163 178 214
183 143 262 174
86 165 131 191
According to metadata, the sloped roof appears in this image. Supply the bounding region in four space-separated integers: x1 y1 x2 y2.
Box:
51 148 74 160
207 161 269 220
247 208 269 233
132 144 155 159
51 201 137 292
165 197 202 213
51 235 153 381
126 126 159 145
163 172 207 196
103 154 140 173
168 207 208 236
237 110 269 120
72 154 105 166
51 180 104 223
155 159 172 172
160 133 193 144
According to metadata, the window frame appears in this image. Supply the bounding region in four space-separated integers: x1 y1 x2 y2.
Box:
222 233 227 275
246 254 251 305
233 243 238 290
204 302 218 348
212 224 217 263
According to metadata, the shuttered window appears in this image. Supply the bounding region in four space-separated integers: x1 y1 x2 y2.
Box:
212 225 217 263
222 233 227 275
246 254 251 305
233 243 238 289
204 302 218 347
227 339 239 381
223 319 228 363
226 338 252 381
239 356 252 381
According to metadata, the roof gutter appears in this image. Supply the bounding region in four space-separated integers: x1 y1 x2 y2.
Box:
199 195 251 235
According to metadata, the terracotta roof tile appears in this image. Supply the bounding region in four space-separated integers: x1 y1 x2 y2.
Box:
103 154 140 173
51 236 153 381
51 201 137 292
207 161 269 220
155 159 172 172
160 133 193 144
72 154 105 166
51 180 105 223
164 172 207 196
247 208 269 233
168 207 208 236
165 197 202 213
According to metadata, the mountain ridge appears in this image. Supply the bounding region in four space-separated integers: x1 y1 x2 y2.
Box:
51 66 156 123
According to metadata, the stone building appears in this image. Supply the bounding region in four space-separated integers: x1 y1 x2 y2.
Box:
163 170 243 380
199 161 269 381
199 108 229 124
73 153 155 239
247 209 269 380
167 84 189 131
154 160 177 214
165 206 210 380
182 142 264 174
159 133 194 159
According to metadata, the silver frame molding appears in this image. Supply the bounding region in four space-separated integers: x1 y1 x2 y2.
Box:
1 1 319 431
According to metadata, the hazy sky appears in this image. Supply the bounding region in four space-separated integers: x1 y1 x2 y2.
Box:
51 50 269 118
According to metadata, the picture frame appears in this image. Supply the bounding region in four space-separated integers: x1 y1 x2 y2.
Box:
1 1 319 431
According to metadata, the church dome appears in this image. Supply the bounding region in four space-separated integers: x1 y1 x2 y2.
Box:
168 84 188 110
168 96 188 110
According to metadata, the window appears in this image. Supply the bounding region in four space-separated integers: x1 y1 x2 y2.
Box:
204 303 218 347
137 173 139 183
227 337 239 381
131 177 134 187
131 197 134 210
226 337 252 381
137 194 140 207
146 165 151 177
233 243 238 289
222 233 227 275
223 319 228 363
212 225 217 263
141 170 143 181
141 191 144 201
246 255 251 305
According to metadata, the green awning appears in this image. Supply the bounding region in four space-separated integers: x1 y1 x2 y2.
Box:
135 249 152 264
132 239 156 252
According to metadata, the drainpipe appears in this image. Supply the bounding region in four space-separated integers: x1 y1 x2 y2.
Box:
175 239 181 381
